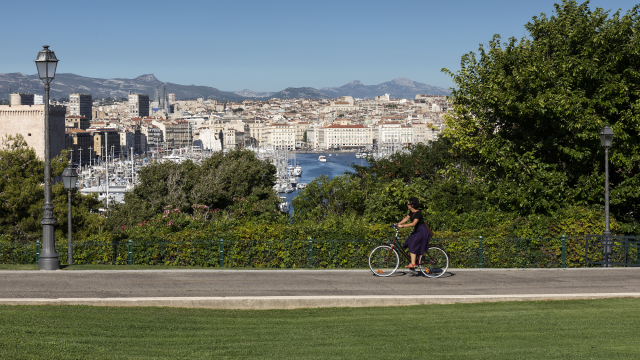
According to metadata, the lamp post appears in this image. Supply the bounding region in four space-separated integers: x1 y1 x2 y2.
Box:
62 166 78 265
599 124 615 267
35 45 60 270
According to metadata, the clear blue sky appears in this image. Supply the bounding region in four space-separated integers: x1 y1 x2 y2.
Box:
1 0 638 92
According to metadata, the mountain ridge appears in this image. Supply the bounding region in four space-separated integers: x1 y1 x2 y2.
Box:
0 73 450 101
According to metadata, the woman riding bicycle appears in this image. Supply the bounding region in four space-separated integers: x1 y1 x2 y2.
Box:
396 197 432 269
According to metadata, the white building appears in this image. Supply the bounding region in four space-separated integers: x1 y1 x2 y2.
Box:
377 123 413 149
265 123 295 150
322 124 373 150
198 127 223 151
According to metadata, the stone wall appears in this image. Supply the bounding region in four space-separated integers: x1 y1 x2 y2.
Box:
0 104 66 160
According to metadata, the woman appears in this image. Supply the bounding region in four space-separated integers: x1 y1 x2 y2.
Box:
396 197 432 269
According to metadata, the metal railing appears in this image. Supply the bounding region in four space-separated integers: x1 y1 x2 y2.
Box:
584 235 640 267
1 235 638 268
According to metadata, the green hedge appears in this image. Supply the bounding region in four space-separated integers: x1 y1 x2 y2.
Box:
4 236 638 268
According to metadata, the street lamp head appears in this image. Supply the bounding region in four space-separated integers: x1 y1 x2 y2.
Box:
34 45 59 84
599 124 615 148
61 166 78 190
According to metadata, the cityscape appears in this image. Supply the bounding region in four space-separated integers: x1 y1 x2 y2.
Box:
1 87 452 165
1 0 639 358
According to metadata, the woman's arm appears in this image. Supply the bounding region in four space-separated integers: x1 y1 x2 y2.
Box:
398 215 410 225
400 218 418 228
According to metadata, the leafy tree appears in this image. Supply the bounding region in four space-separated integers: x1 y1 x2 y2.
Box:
232 108 244 113
442 0 640 226
0 135 103 242
302 130 308 143
107 148 280 230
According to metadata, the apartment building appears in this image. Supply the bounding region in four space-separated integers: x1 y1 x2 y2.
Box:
88 128 120 158
376 123 413 151
140 123 163 151
65 115 91 130
128 92 150 118
65 129 93 164
323 124 373 149
69 93 92 120
198 127 222 151
289 121 311 143
120 129 147 155
152 119 191 149
265 123 295 150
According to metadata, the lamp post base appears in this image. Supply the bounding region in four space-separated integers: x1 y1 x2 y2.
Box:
38 257 60 270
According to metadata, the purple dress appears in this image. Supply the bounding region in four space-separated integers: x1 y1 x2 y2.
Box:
403 210 431 255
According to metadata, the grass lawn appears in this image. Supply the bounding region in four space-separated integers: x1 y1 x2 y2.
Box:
1 299 639 359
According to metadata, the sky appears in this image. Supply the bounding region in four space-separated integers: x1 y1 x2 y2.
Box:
1 0 638 92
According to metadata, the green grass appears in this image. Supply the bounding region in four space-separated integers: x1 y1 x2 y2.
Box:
1 299 639 359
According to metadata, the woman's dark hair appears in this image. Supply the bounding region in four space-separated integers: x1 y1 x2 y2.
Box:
408 197 420 209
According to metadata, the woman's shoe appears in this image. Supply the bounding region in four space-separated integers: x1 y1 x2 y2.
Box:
405 264 416 269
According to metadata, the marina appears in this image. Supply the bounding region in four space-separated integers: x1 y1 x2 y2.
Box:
74 148 368 215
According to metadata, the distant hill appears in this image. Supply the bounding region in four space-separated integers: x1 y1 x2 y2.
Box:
319 77 451 99
267 87 331 100
0 73 249 101
0 73 450 101
232 89 276 98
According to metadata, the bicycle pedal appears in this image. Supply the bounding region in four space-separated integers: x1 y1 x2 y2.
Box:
377 270 383 274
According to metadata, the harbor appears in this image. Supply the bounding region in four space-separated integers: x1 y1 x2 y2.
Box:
74 148 369 214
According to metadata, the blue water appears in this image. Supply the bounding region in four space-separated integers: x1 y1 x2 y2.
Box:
281 152 369 214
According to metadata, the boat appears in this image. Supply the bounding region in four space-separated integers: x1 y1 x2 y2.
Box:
297 183 307 190
318 155 326 162
278 197 290 212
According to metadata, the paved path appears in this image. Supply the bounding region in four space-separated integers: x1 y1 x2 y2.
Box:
2 268 639 308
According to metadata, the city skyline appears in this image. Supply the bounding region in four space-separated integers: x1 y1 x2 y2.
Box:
1 0 638 92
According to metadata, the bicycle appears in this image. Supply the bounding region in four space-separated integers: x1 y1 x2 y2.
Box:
368 224 449 278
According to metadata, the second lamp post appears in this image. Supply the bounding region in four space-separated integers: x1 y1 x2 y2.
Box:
62 166 78 265
599 124 614 267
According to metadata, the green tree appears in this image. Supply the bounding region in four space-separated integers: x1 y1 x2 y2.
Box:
0 135 103 242
302 130 308 143
107 148 280 229
442 0 640 226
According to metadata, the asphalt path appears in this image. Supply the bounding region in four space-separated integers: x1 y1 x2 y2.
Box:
2 268 640 299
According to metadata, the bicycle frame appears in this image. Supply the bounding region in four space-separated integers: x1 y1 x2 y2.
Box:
387 227 424 265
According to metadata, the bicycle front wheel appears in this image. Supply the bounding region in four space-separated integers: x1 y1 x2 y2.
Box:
369 245 399 277
419 247 449 278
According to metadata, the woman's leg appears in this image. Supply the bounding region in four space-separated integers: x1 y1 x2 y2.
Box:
410 253 416 265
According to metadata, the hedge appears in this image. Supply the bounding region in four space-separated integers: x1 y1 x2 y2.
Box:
3 235 639 268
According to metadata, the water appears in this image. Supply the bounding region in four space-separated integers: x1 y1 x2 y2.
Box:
280 152 369 214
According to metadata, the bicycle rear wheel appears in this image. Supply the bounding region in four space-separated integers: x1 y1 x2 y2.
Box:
369 245 399 277
418 247 449 278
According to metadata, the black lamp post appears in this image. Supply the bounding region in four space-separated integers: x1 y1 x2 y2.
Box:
599 124 615 267
35 46 60 270
62 166 78 265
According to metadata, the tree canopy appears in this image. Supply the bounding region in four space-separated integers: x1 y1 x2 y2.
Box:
442 0 640 226
0 135 103 242
107 148 280 230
